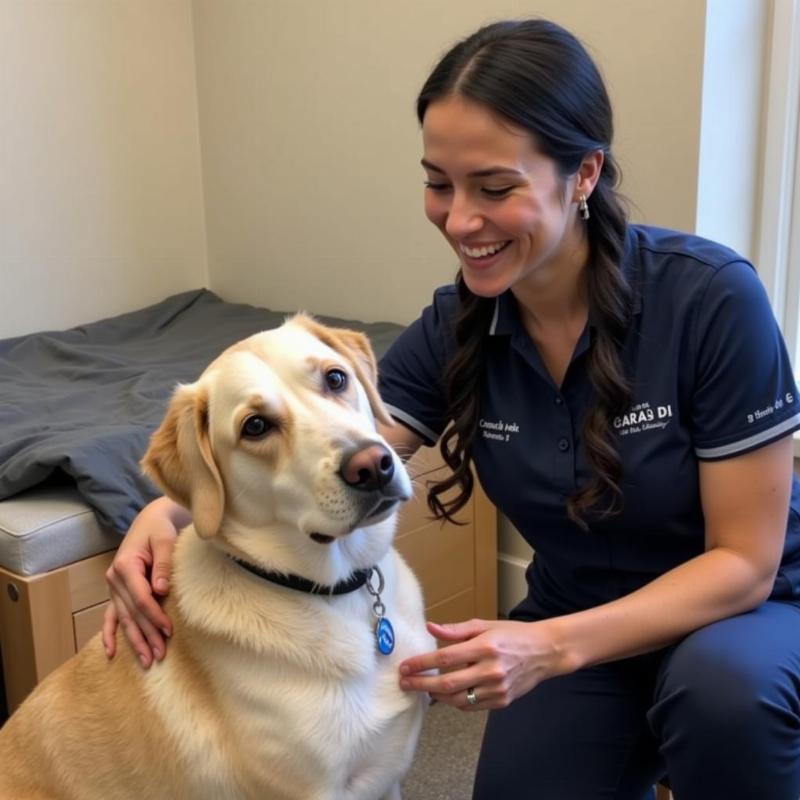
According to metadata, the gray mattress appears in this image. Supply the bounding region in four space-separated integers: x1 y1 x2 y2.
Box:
0 290 404 575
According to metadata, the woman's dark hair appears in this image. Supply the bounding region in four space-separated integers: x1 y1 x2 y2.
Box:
419 19 632 529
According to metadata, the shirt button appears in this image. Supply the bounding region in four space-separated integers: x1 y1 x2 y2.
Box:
557 437 570 452
554 395 563 405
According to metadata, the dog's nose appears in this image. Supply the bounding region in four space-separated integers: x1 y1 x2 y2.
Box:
339 444 395 492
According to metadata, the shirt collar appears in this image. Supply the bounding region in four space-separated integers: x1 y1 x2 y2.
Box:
488 289 519 336
488 225 643 337
623 225 643 316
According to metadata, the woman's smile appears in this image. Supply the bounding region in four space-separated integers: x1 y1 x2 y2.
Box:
458 239 513 269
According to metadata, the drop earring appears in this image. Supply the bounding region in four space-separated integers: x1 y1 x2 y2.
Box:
579 194 590 221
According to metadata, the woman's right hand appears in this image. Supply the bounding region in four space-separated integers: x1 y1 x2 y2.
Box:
102 496 190 667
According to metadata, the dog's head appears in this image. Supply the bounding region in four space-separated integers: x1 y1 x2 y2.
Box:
141 315 411 571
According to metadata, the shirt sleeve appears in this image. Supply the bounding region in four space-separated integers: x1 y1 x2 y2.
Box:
377 287 459 445
692 260 800 460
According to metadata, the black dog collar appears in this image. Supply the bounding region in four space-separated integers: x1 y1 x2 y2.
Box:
230 556 396 655
229 556 371 596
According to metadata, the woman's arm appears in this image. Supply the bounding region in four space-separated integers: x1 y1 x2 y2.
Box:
548 434 791 667
102 495 190 665
399 436 793 708
379 420 424 462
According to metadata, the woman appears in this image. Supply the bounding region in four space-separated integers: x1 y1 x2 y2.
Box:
104 19 800 799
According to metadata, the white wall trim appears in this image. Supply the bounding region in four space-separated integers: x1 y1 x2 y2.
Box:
757 0 800 333
497 552 529 617
787 77 800 364
696 0 768 259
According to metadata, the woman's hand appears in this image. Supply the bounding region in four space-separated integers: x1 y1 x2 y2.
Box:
102 496 189 666
399 618 575 710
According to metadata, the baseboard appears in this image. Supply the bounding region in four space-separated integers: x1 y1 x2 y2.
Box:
497 552 529 617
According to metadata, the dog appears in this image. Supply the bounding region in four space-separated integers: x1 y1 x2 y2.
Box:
0 314 435 800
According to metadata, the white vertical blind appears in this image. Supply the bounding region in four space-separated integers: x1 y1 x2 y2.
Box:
785 106 800 366
758 0 800 363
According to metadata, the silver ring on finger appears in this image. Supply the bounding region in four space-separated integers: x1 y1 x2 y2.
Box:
466 687 478 706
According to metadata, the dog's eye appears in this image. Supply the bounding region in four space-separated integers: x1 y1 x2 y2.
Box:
241 415 272 439
325 368 348 393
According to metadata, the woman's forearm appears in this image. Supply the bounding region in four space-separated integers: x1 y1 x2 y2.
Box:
147 495 192 532
548 547 775 673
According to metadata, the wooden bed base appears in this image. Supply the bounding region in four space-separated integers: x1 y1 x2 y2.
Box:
0 550 115 714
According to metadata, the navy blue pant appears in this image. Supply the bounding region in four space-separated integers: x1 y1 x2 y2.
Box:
472 601 800 799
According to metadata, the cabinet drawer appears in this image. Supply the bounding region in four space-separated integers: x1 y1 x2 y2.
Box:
426 589 475 625
73 601 109 650
395 517 474 608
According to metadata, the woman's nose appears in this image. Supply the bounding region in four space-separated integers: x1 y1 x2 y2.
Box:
444 192 483 238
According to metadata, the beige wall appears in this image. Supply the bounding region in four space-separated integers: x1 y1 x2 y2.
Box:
0 0 208 339
1 0 766 332
193 0 711 325
0 0 769 336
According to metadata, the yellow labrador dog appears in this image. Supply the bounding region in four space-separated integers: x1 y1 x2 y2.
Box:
0 315 435 800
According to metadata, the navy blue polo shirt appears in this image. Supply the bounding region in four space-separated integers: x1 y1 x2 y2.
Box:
378 225 800 619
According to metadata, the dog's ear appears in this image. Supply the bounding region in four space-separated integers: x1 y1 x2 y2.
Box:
292 314 393 426
141 384 225 539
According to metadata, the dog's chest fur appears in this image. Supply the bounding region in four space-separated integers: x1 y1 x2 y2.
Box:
141 530 434 799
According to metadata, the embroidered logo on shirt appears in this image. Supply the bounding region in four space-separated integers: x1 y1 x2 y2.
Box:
613 401 673 436
479 418 520 442
746 392 794 424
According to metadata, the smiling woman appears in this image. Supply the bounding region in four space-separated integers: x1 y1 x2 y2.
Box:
415 22 628 528
378 18 800 800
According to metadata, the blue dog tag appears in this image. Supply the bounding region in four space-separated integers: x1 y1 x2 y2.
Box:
376 617 395 655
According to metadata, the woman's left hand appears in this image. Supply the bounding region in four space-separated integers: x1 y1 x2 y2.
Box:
399 618 574 710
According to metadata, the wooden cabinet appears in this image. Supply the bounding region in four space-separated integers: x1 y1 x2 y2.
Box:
0 551 114 713
395 447 496 623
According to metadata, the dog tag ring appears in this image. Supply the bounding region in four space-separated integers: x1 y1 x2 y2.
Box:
366 566 395 655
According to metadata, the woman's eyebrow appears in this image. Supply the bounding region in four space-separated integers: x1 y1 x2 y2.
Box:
420 158 522 178
421 158 446 174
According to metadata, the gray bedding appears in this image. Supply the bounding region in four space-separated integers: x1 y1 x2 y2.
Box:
0 290 404 534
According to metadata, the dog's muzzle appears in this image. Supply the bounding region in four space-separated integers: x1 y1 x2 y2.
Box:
339 443 398 494
338 443 410 527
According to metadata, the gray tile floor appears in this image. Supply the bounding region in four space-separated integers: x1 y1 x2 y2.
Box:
401 702 486 800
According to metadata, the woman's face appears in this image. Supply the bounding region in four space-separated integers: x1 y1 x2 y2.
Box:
421 95 586 299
